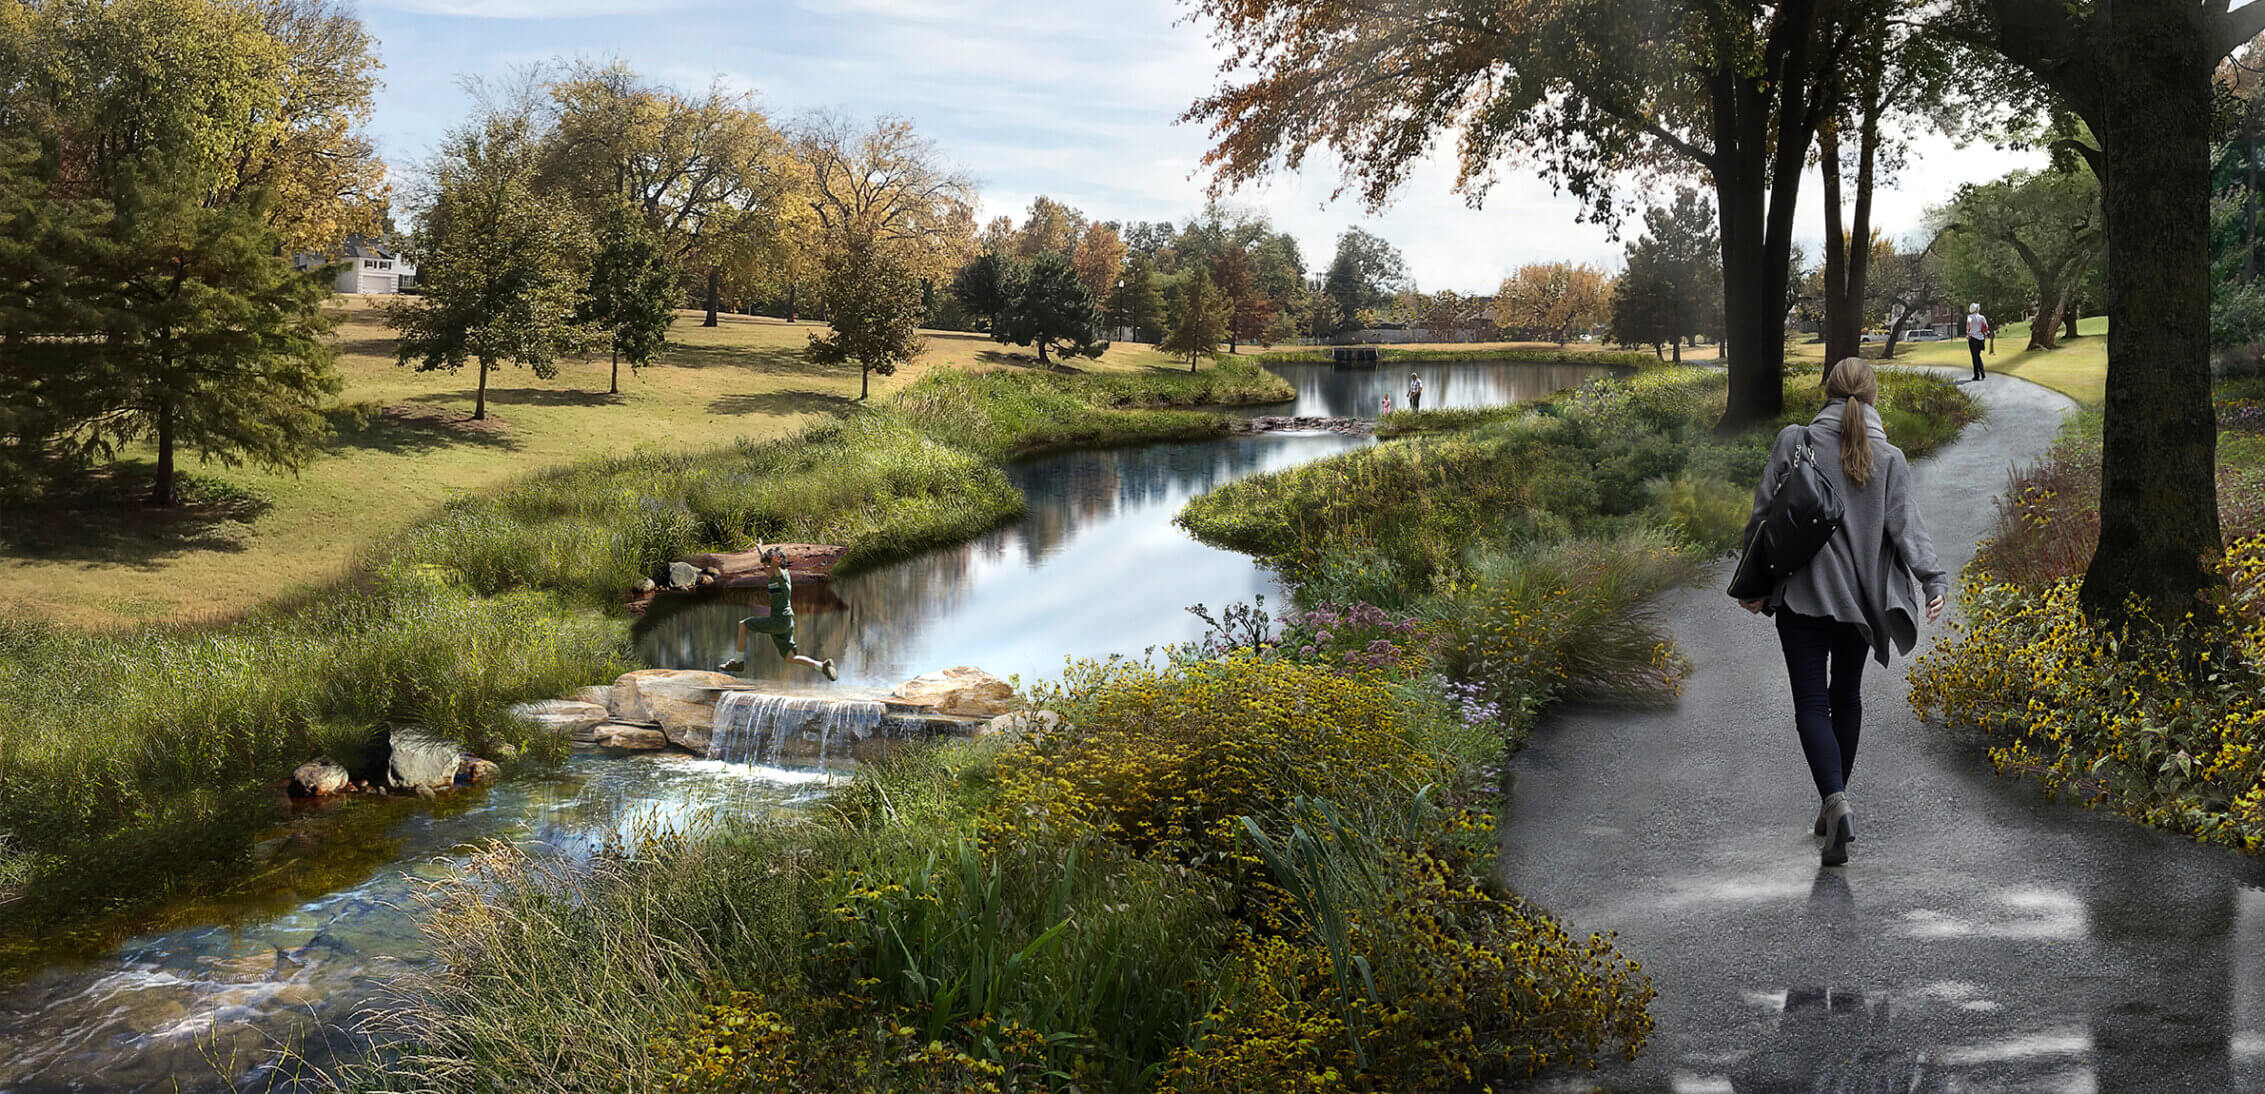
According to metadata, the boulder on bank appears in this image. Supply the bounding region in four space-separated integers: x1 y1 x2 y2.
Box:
610 668 738 754
379 728 463 790
890 667 1017 718
507 699 610 739
290 758 350 797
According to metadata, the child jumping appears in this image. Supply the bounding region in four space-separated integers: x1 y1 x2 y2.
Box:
718 547 838 680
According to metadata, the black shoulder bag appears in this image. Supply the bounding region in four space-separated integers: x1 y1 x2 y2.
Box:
1726 427 1845 602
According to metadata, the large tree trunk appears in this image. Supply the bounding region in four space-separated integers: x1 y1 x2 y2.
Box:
610 346 620 395
151 395 175 507
704 267 721 327
2065 303 2082 341
475 358 490 421
2079 2 2224 629
1820 127 1856 368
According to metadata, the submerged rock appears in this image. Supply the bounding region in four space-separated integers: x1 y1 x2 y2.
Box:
459 758 502 784
890 666 1018 718
290 759 350 797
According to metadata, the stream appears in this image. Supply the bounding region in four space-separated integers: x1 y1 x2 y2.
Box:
0 358 1606 1093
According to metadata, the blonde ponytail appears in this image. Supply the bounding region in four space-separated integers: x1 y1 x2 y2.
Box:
1825 357 1879 489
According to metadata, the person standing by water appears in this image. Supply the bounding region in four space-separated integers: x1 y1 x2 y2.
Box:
1738 357 1946 866
1965 304 1990 381
1407 371 1424 410
719 547 839 680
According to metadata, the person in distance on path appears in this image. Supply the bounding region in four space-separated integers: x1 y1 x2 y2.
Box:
1965 304 1990 381
719 547 838 681
1408 371 1424 410
1739 357 1946 866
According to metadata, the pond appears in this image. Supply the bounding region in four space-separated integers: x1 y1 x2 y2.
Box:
0 358 1606 1092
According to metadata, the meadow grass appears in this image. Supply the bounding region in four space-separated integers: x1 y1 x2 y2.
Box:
0 303 1251 628
1787 315 2109 406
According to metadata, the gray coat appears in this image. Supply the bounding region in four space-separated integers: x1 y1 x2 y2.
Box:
1749 399 1948 664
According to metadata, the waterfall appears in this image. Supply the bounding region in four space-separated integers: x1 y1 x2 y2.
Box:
709 692 887 766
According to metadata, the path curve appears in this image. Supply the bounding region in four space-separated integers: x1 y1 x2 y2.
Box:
1499 374 2265 1090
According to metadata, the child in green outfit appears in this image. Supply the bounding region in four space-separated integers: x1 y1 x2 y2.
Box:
718 548 839 680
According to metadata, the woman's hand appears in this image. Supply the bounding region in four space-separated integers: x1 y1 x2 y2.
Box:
1740 598 1768 614
1926 595 1944 623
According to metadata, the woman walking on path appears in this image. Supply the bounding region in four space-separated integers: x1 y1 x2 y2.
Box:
719 548 839 681
1739 358 1946 866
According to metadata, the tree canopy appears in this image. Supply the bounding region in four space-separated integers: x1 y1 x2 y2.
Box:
1182 0 1882 424
994 251 1108 365
391 112 591 421
1609 189 1724 360
807 235 924 400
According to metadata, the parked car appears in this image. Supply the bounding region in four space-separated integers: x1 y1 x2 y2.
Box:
1906 328 1944 341
1859 329 1889 343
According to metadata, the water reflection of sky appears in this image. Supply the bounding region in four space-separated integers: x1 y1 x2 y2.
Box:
1234 360 1612 419
636 432 1370 688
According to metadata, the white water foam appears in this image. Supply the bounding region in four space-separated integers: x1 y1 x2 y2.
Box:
710 692 886 766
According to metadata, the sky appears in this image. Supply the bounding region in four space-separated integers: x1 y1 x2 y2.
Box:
356 0 2045 295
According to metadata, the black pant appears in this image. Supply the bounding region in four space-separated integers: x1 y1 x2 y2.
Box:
1968 336 1986 380
1774 608 1870 798
1409 391 1421 409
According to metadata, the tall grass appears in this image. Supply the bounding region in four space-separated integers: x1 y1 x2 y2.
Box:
890 358 1292 461
1182 366 1979 604
0 564 632 928
387 412 1022 602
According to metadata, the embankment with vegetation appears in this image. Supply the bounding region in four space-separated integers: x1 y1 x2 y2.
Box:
0 359 1291 953
1182 364 1979 613
325 363 1977 1092
1246 344 1656 368
1910 377 2265 852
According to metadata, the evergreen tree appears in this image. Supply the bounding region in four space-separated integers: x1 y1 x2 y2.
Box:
578 202 680 395
1161 266 1231 370
91 166 342 507
392 113 592 420
995 251 1108 365
1607 189 1723 361
807 236 926 400
1109 252 1166 341
950 251 1021 329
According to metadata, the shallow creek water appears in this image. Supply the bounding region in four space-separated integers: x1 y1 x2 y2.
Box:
0 360 1604 1093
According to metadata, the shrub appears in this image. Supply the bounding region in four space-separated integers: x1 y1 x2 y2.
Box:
990 654 1434 862
1433 532 1697 740
1161 804 1654 1092
1910 537 2265 852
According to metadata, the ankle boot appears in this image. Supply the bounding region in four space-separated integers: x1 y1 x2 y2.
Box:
1813 792 1856 842
1820 793 1854 866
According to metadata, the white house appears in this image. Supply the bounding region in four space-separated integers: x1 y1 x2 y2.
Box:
295 237 416 294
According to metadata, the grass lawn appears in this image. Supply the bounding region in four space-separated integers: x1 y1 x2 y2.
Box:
1788 316 2109 406
0 299 1223 628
